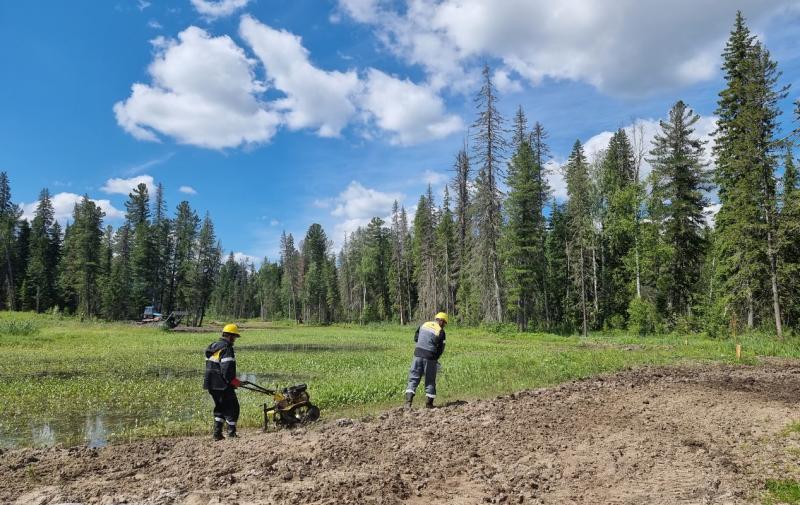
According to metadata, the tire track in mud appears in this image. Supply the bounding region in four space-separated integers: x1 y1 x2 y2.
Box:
5 362 800 505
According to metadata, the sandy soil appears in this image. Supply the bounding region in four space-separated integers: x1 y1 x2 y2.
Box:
5 362 800 505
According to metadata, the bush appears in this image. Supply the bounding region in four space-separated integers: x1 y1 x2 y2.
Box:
0 319 40 336
627 298 661 336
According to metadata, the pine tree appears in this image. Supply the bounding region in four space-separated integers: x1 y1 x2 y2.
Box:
648 101 710 320
471 64 507 322
565 141 595 336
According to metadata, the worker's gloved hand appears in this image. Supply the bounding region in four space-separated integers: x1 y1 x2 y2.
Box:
230 377 242 388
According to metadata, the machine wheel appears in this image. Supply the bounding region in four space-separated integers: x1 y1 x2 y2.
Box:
280 403 320 426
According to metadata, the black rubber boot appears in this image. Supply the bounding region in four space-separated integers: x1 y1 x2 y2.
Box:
227 424 237 438
404 392 414 409
425 397 434 409
212 421 224 441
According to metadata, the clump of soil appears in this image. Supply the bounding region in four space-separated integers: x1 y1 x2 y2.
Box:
5 363 800 504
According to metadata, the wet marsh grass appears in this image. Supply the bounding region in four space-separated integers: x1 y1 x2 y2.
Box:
2 312 800 447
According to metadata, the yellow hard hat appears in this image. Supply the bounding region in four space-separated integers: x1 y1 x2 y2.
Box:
222 323 240 336
435 312 449 324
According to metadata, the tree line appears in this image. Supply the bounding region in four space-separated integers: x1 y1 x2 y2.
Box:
1 13 799 336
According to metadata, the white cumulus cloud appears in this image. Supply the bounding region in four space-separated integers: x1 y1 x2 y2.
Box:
339 0 791 96
101 175 156 195
116 15 465 149
179 185 198 194
330 181 404 239
361 69 463 145
114 26 280 149
190 0 251 18
240 15 361 137
22 193 124 224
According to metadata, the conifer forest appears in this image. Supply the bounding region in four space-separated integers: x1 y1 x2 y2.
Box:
2 13 799 338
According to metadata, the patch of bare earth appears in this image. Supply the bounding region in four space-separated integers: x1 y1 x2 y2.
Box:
4 363 800 504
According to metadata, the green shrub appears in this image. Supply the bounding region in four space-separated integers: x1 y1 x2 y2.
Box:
627 298 661 336
0 319 40 336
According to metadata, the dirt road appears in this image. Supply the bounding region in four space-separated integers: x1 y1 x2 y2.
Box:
5 363 800 504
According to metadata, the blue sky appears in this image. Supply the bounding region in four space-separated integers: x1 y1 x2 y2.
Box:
2 0 799 262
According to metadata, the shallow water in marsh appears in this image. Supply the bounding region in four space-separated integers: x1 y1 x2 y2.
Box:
0 371 275 448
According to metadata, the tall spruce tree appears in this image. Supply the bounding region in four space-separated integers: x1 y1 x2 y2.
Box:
545 199 569 330
0 172 21 309
23 189 60 311
648 101 710 320
389 201 411 324
565 140 595 336
598 129 638 327
413 186 439 320
280 231 301 322
152 183 172 310
301 223 333 323
168 201 199 313
779 146 800 328
191 214 220 326
712 12 788 337
471 64 506 322
437 187 456 317
125 183 158 314
530 121 552 327
59 196 104 317
452 147 473 323
103 224 133 320
504 106 546 330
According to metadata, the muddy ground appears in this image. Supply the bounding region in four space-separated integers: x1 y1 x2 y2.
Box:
5 362 800 505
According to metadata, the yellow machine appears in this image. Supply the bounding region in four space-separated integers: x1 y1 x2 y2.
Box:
240 381 320 430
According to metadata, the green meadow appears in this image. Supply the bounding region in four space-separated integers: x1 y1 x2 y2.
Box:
2 312 800 447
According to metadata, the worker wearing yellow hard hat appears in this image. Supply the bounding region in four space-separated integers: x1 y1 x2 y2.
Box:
203 323 243 440
404 312 448 409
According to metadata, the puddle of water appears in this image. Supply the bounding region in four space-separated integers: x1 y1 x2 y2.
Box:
0 413 151 449
0 371 313 449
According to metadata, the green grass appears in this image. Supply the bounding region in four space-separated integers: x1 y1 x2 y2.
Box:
783 422 800 436
764 480 800 504
2 311 800 448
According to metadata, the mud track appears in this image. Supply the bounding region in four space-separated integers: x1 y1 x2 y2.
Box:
5 363 800 505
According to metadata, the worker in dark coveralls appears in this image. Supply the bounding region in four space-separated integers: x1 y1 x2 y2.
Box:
405 312 448 409
203 323 243 440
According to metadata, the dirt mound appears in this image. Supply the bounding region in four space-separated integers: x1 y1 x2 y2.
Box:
5 363 800 504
